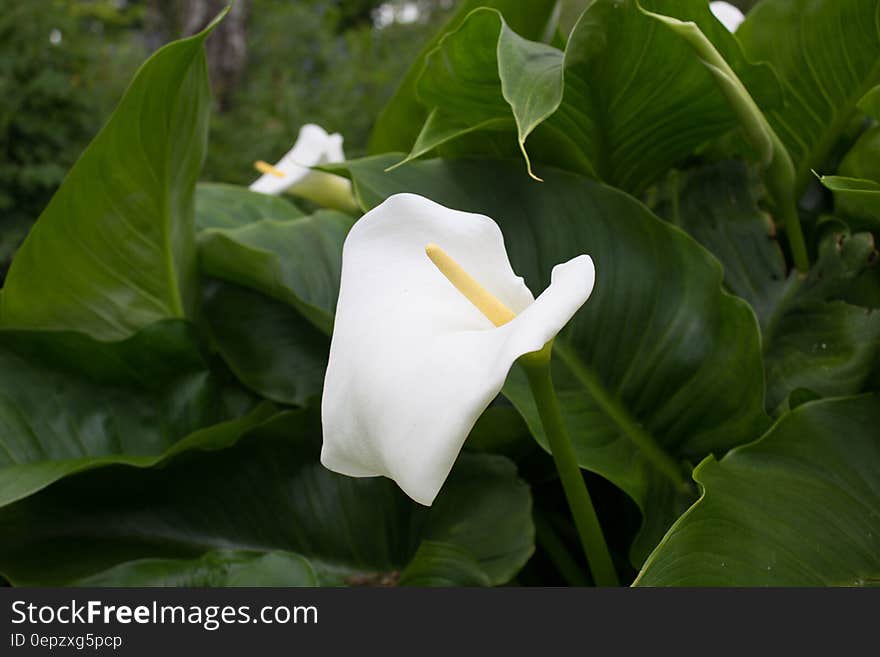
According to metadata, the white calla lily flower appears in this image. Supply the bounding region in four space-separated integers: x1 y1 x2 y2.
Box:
320 193 595 506
249 123 356 211
709 1 745 33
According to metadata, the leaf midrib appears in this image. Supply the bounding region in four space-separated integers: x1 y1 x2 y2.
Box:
161 41 204 318
552 340 689 491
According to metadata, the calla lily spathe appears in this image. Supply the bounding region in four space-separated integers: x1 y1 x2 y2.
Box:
709 1 745 32
320 193 595 505
249 123 355 210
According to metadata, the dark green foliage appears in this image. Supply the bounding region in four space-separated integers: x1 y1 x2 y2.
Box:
1 0 878 587
0 1 146 273
203 0 457 184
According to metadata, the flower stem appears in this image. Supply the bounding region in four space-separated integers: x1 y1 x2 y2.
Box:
777 195 810 274
521 347 619 587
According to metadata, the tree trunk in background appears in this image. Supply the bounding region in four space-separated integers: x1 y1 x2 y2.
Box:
144 0 180 52
182 0 249 111
145 0 249 112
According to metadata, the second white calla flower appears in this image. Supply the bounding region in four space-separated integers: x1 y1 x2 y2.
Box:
249 123 355 210
321 193 595 505
709 1 745 33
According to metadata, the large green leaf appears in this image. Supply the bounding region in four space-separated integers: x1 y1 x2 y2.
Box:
399 8 564 179
341 155 769 564
0 410 533 587
196 182 304 231
650 162 880 412
738 0 880 196
368 0 560 154
636 394 880 586
202 280 328 406
0 320 275 508
0 19 220 340
402 0 777 193
195 186 337 401
198 210 354 334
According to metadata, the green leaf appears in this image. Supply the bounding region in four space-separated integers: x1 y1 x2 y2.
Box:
404 0 777 193
202 280 328 406
401 8 564 179
636 394 880 586
842 127 880 184
0 410 534 587
0 23 217 340
196 182 304 231
846 267 880 310
341 155 769 564
368 0 560 154
198 210 354 334
762 228 880 410
74 550 319 587
821 85 880 226
859 84 880 120
738 0 880 196
398 542 492 587
764 301 880 410
402 112 516 169
651 162 880 412
648 161 788 330
0 320 276 508
838 86 880 185
821 176 880 230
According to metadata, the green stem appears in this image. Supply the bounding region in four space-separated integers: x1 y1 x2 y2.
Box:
777 198 809 274
521 346 619 587
553 342 690 493
669 169 682 228
765 139 810 273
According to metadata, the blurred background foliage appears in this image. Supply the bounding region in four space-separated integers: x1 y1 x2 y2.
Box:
0 0 756 276
0 0 456 276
